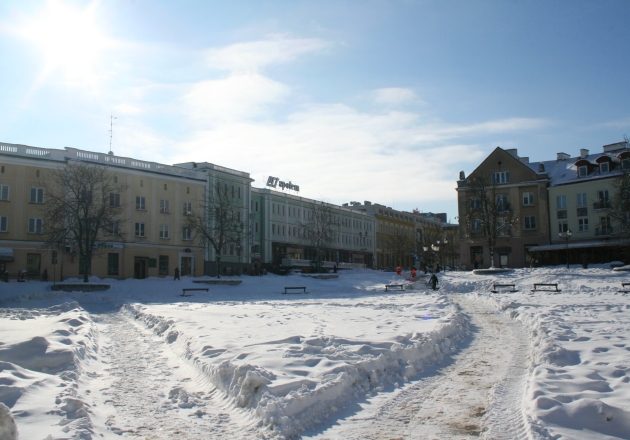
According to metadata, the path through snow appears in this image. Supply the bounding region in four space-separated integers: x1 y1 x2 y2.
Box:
306 295 532 439
83 310 265 439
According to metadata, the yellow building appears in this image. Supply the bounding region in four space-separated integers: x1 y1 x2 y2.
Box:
0 143 206 280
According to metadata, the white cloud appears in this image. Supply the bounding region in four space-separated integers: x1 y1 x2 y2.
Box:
205 35 329 72
372 87 421 106
181 73 289 123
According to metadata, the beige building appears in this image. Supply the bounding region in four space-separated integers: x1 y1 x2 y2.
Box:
456 147 551 269
0 143 206 280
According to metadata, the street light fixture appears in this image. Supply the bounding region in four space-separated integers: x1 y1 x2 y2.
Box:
558 229 573 268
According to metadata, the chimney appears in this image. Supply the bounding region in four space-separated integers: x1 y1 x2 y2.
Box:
580 148 589 158
557 152 570 161
505 148 518 158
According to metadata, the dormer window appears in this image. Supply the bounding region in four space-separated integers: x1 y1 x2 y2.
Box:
599 162 609 173
493 171 509 184
578 165 588 177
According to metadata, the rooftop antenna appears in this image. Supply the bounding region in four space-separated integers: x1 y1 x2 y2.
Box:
108 114 117 155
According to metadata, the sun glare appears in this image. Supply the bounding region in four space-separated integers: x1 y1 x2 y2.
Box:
20 0 109 87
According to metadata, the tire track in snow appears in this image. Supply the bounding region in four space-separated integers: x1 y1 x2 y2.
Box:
86 311 266 439
308 295 532 440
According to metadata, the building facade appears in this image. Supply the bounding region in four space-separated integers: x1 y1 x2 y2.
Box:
0 143 207 280
457 142 630 269
457 147 551 269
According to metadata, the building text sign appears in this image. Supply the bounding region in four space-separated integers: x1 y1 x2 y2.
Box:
266 176 300 192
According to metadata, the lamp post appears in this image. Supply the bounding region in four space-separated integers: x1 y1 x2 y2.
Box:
431 242 440 272
559 229 572 268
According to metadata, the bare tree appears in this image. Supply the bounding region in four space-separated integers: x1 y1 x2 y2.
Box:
386 229 414 268
609 171 630 238
43 162 124 282
464 176 518 268
302 203 336 272
188 183 244 277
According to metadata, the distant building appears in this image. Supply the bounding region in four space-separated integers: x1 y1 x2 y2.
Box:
457 142 630 269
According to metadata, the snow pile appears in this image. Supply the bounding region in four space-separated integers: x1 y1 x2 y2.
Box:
0 301 98 439
126 280 469 437
449 267 630 440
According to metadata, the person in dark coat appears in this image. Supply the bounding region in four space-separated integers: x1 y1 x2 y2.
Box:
174 267 180 280
429 273 438 290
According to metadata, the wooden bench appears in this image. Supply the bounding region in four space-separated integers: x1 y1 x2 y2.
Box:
491 283 517 293
620 282 630 294
283 286 307 294
531 283 561 292
181 287 209 297
385 284 405 291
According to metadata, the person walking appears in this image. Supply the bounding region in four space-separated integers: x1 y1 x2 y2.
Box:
429 273 439 290
174 267 180 280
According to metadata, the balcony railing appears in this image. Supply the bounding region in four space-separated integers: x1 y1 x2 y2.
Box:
595 227 613 236
593 200 611 210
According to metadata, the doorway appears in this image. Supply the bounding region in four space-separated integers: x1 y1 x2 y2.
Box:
134 257 148 279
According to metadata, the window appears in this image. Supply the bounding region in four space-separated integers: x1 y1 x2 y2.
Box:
600 162 610 173
183 201 192 215
28 218 43 234
558 222 568 233
159 255 169 276
493 171 509 184
578 165 588 177
578 217 588 232
496 194 509 211
622 158 630 170
595 190 610 209
109 192 120 208
524 216 536 230
522 192 534 206
471 218 482 233
576 192 587 208
556 195 567 209
0 216 7 232
182 226 192 241
557 210 567 219
26 253 41 277
470 198 481 210
0 184 8 201
160 199 170 214
107 253 119 276
135 222 145 237
136 196 146 210
159 224 170 239
30 187 44 204
107 221 120 236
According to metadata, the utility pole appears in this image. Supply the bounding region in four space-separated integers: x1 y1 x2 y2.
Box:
108 114 117 155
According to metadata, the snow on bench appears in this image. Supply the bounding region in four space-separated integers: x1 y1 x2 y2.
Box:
531 283 561 292
283 286 307 294
491 283 517 293
385 284 405 291
181 287 209 297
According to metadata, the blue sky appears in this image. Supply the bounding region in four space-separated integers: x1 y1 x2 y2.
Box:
1 0 629 221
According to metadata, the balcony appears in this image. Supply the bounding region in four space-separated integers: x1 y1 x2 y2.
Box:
595 227 613 236
593 200 611 210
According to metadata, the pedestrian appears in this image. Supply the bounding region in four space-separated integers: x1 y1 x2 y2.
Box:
174 267 180 280
410 267 417 280
429 273 438 290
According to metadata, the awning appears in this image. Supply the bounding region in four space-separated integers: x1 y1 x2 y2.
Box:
528 239 630 252
0 247 14 262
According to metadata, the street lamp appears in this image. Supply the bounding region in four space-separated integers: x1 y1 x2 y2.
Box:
559 229 572 268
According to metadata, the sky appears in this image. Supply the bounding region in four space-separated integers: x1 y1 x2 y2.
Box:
1 0 629 221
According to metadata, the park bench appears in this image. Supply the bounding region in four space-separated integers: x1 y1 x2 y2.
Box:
531 283 561 292
491 283 517 293
385 284 405 291
620 282 630 294
283 286 307 294
181 287 209 297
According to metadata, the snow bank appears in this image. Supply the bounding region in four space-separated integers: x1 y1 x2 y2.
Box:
449 267 630 440
0 301 98 439
126 289 469 438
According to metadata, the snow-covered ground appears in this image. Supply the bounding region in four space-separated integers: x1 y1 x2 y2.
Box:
0 266 628 439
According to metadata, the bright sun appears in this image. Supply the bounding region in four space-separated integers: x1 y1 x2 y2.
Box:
20 0 109 87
